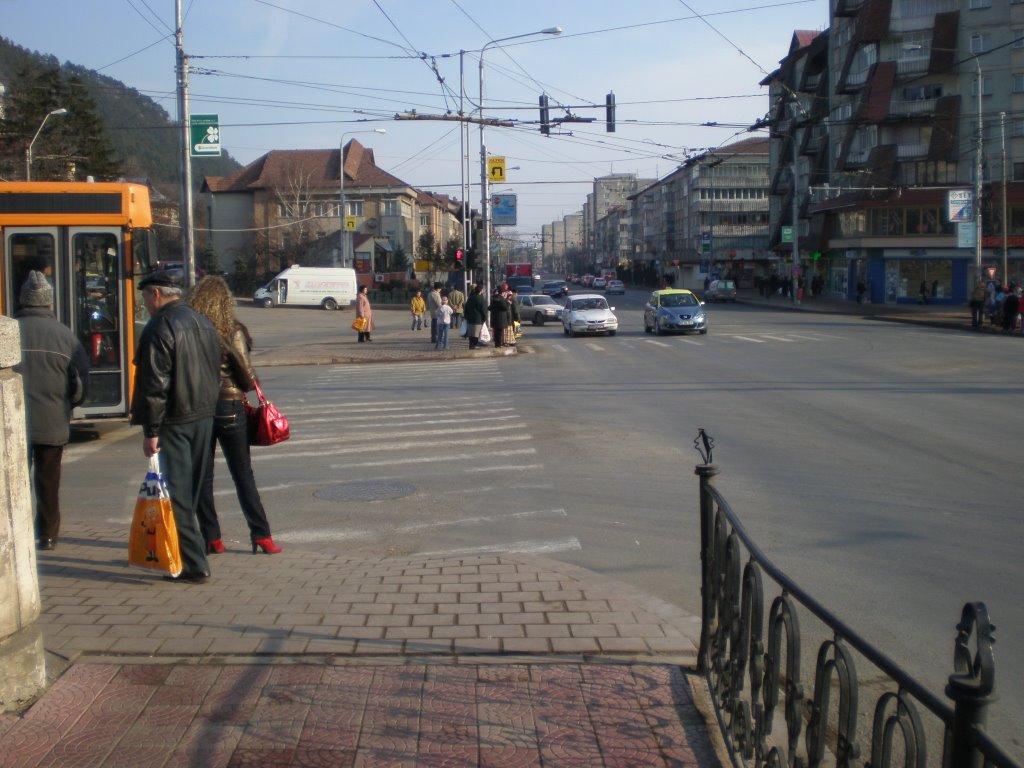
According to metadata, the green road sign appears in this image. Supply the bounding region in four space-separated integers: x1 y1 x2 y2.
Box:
781 226 793 244
190 114 221 157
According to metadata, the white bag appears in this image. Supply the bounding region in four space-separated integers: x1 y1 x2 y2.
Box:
459 318 468 335
479 324 492 343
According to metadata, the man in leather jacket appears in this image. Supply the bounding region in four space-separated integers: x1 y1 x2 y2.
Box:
131 270 221 583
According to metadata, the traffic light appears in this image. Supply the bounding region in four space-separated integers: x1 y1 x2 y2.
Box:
466 249 477 271
455 249 464 269
539 94 550 136
606 91 616 133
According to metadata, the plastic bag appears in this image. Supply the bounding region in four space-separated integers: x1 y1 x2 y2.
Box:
479 324 492 343
128 455 183 576
352 317 368 332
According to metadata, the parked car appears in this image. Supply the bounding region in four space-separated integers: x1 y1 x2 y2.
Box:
605 279 625 295
704 279 737 302
562 293 618 337
516 293 563 325
592 277 607 290
581 274 595 287
541 280 569 297
643 289 707 335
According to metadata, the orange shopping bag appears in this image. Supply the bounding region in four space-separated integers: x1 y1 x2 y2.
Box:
128 455 183 577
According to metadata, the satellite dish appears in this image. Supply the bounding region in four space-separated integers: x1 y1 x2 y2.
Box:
365 218 378 231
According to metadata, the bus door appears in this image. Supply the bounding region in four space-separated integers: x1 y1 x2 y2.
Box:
69 227 126 417
2 226 127 417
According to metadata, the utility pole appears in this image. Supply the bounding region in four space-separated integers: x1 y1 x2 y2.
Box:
175 0 196 287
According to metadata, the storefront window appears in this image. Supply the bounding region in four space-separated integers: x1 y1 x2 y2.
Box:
886 258 952 301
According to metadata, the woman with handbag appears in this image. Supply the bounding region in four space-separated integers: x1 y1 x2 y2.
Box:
189 277 282 555
355 284 374 342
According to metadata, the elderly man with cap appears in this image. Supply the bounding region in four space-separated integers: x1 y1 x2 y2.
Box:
14 271 90 551
130 270 221 583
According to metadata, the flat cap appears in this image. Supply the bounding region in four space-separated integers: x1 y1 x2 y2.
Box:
137 269 182 290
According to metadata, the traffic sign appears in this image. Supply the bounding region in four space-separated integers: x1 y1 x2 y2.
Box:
701 231 712 254
487 156 506 182
781 226 793 244
190 114 221 157
344 216 357 231
948 189 974 223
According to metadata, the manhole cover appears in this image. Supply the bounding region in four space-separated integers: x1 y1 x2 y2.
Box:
315 480 417 502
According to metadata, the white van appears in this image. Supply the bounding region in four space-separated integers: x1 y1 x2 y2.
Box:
253 266 357 310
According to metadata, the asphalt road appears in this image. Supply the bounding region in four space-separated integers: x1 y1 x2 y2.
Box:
62 287 1023 757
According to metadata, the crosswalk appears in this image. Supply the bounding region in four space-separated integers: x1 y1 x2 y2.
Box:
547 329 847 353
239 359 581 558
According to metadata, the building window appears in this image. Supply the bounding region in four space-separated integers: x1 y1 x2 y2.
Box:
383 200 399 217
970 33 991 53
346 200 364 216
419 214 428 228
1014 30 1024 48
971 76 994 96
1014 162 1024 181
968 0 991 8
1014 73 1024 93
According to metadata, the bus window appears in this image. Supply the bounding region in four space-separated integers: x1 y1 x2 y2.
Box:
72 232 122 407
132 228 157 276
9 233 55 312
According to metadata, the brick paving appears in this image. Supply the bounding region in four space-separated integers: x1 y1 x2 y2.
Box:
0 523 722 767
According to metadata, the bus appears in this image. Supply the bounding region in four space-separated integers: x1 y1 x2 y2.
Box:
0 181 160 419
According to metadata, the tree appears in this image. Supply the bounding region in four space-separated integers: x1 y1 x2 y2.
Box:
0 65 122 180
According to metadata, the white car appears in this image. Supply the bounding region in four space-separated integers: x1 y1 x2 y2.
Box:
592 277 607 289
562 293 618 337
515 294 562 325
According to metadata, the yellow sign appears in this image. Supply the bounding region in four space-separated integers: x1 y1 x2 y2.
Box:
487 155 506 183
344 215 357 231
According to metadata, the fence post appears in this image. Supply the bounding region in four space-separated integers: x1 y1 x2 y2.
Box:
695 460 719 675
946 602 996 768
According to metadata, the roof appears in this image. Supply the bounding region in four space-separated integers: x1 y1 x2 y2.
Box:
202 139 410 193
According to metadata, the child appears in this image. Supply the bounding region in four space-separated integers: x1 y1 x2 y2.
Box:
410 290 426 330
435 295 453 350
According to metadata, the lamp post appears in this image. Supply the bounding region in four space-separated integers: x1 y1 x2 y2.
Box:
339 128 386 268
25 108 68 181
479 26 560 298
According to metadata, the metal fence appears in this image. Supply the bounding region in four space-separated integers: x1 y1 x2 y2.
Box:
693 429 1021 768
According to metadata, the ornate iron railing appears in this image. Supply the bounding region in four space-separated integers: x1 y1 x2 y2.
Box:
693 429 1021 768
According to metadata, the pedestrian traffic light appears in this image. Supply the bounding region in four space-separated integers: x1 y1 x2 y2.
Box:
466 249 477 271
606 91 616 133
539 94 550 136
455 249 464 268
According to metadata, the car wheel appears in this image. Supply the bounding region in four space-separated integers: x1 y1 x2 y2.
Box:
260 298 273 308
568 325 576 337
700 328 708 335
654 322 664 336
644 319 652 333
607 330 616 336
321 297 338 311
534 313 544 326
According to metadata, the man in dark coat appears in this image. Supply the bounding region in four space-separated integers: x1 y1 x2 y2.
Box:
131 270 221 583
15 271 90 551
488 291 511 349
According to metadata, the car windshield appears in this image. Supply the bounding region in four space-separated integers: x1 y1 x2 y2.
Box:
660 293 698 308
532 296 557 306
572 298 609 311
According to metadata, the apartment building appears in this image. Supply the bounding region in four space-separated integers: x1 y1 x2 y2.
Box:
769 0 1024 304
584 174 655 271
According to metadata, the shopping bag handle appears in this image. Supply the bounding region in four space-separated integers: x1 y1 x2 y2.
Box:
252 380 267 404
148 454 161 476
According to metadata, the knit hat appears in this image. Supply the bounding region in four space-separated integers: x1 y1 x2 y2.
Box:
20 270 53 307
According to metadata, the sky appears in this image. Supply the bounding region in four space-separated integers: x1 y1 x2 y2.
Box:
0 0 828 236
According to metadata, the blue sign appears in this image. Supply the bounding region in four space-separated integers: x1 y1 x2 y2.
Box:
491 194 517 226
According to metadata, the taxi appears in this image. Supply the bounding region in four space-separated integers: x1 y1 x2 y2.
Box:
643 289 707 335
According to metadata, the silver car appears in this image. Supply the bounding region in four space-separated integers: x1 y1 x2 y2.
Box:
562 293 618 337
515 294 563 325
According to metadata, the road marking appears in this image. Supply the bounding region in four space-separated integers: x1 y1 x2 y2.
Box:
731 335 766 343
296 411 517 426
643 339 671 348
761 335 796 342
282 397 508 415
585 342 604 351
680 338 704 345
418 536 582 557
786 334 825 340
325 447 536 470
65 424 138 464
253 433 533 462
284 422 523 448
551 344 568 352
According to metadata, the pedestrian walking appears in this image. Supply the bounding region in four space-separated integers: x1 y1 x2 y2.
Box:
14 271 90 551
355 285 374 342
426 283 442 343
464 284 487 349
969 281 986 328
188 276 282 556
131 270 221 584
448 284 465 332
1001 288 1020 333
410 290 426 331
856 279 867 305
435 295 453 350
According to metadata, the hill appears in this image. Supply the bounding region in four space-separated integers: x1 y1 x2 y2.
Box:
0 35 241 186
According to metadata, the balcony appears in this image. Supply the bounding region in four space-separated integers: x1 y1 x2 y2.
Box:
833 0 863 16
846 67 872 89
890 97 937 116
895 58 929 75
896 143 929 159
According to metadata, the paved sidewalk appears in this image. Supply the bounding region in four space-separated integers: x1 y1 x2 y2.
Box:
1 523 721 767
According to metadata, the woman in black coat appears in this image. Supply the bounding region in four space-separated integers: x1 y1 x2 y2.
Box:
487 291 511 348
463 284 488 348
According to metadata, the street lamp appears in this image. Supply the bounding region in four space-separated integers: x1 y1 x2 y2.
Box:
339 127 386 267
25 108 68 181
479 26 560 298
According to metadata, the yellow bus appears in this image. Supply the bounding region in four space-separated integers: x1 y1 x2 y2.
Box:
0 181 160 418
